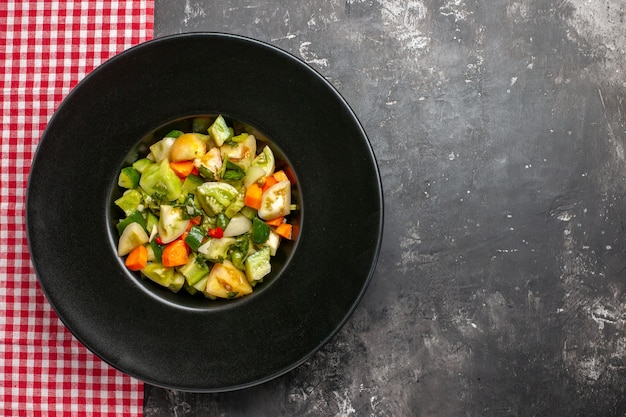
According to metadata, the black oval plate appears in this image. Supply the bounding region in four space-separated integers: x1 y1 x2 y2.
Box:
26 32 383 392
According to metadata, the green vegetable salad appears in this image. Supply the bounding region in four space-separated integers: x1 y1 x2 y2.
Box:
114 115 297 300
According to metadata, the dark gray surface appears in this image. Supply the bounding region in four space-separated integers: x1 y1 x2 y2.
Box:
146 1 626 415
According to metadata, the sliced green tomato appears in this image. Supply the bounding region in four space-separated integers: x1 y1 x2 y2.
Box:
118 167 140 189
197 237 237 261
251 145 275 177
243 165 266 189
157 205 190 244
118 222 149 256
208 114 232 146
258 180 291 220
224 190 246 218
141 262 174 287
195 182 239 216
203 260 252 299
195 147 222 180
220 134 256 169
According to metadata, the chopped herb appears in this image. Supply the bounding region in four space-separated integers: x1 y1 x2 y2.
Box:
216 213 229 230
178 193 203 219
222 161 245 181
251 217 270 244
198 165 215 180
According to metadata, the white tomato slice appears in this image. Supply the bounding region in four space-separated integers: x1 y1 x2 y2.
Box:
258 180 291 220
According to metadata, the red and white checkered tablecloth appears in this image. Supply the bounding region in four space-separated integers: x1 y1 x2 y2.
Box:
1 1 153 415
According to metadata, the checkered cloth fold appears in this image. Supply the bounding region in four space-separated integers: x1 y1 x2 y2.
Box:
1 1 153 415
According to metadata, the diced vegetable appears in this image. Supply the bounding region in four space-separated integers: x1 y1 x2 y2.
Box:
169 161 195 178
169 272 186 293
184 225 205 251
116 210 147 235
149 136 176 162
157 205 190 244
265 229 281 256
208 114 231 146
115 189 143 216
216 213 229 230
275 223 293 240
203 260 252 299
261 175 278 193
208 227 224 239
132 158 154 174
149 239 164 262
224 189 246 218
182 174 204 194
245 246 271 283
118 222 149 256
220 133 256 169
145 211 159 235
265 216 284 227
272 170 289 183
251 217 270 244
221 160 246 181
194 147 222 180
180 193 203 219
197 236 236 261
222 214 252 237
162 239 189 267
244 182 263 210
177 253 210 286
125 245 148 271
141 262 174 288
139 159 183 202
169 133 207 162
258 180 291 220
196 182 239 216
191 275 209 292
239 206 257 220
228 235 251 270
118 166 141 189
243 165 266 188
250 145 275 177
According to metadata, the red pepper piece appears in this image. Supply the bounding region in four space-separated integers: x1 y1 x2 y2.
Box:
208 227 224 239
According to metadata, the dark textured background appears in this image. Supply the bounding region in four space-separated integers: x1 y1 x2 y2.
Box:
146 1 626 415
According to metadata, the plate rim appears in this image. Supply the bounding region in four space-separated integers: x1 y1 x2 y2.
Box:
26 31 384 392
